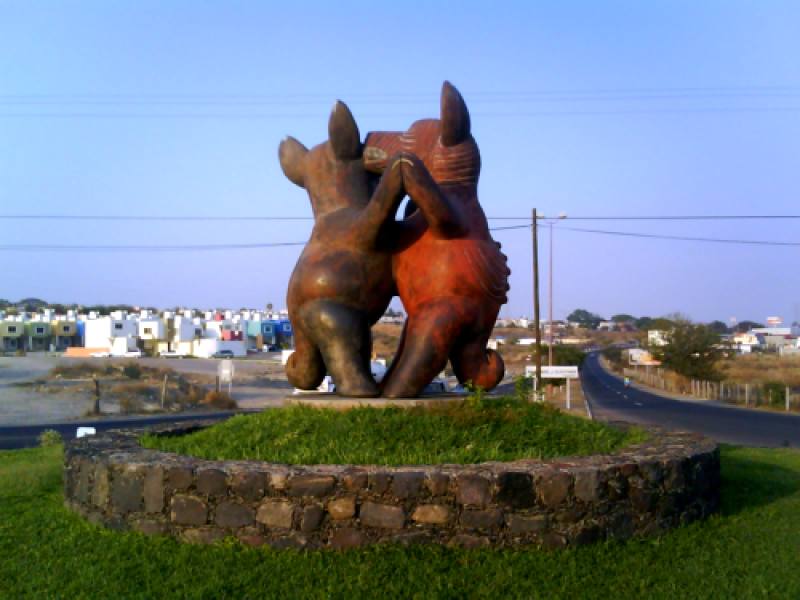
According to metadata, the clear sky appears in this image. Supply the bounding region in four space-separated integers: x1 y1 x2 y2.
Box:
1 1 798 326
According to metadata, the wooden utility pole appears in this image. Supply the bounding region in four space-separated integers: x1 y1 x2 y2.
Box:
532 208 542 399
92 377 101 415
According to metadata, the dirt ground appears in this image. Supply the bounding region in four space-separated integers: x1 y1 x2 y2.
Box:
0 355 291 425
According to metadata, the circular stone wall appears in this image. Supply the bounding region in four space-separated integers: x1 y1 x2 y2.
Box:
62 420 720 550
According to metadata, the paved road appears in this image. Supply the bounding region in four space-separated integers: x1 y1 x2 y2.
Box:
0 410 260 451
582 353 800 448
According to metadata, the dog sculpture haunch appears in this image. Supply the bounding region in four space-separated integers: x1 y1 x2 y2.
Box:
363 82 511 398
279 101 414 397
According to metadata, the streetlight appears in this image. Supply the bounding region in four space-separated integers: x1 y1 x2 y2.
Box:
543 213 566 394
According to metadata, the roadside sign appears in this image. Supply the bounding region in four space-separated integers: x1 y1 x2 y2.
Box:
767 317 782 325
526 365 579 378
218 361 235 383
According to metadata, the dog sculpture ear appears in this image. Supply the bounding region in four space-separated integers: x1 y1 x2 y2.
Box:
440 81 471 147
329 101 362 160
279 136 309 188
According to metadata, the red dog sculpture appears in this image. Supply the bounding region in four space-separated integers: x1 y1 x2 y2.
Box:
364 82 511 398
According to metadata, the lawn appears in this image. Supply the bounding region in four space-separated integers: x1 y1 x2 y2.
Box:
141 399 644 465
1 443 799 597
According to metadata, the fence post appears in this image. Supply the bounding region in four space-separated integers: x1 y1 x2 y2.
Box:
745 383 749 405
787 387 791 412
161 375 168 408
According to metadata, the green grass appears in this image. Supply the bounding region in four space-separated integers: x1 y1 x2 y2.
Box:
1 444 799 597
141 399 645 465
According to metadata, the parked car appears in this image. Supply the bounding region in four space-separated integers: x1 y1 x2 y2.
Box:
119 349 142 358
89 351 111 358
212 350 235 359
159 351 185 359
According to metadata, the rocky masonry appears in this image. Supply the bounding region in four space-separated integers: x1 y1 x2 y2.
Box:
63 421 720 550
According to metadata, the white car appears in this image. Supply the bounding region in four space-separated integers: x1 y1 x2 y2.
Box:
159 351 185 359
89 351 111 358
119 349 142 358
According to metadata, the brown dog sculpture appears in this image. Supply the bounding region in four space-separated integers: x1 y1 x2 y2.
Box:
279 101 413 397
364 81 511 398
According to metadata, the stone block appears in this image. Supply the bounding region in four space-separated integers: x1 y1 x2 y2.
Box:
507 514 549 533
572 524 603 546
369 472 391 495
237 533 268 547
91 463 110 509
618 462 638 478
170 495 208 526
392 472 424 499
342 469 368 492
328 498 356 520
455 474 490 507
256 500 294 529
609 512 636 541
134 519 168 537
108 515 129 531
451 534 491 549
196 468 228 496
231 470 268 502
629 485 656 513
542 532 567 550
574 469 603 502
179 528 226 545
76 460 91 504
557 508 585 524
360 502 405 529
289 475 335 498
166 466 194 490
111 475 143 513
427 472 449 496
411 504 451 524
270 471 288 491
87 512 105 527
215 502 254 527
460 509 502 530
538 470 572 508
639 460 664 485
662 457 687 489
270 533 310 550
381 532 431 547
143 466 164 513
301 505 324 532
497 471 535 508
330 528 366 549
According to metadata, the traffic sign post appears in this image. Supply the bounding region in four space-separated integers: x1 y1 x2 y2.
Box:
525 365 579 408
218 361 235 396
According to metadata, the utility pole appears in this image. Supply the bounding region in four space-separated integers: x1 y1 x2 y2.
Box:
532 208 541 398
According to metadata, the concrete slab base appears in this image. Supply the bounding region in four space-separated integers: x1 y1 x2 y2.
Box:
284 393 470 411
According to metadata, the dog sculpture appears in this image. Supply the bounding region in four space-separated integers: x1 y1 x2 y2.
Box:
363 81 511 398
279 101 415 397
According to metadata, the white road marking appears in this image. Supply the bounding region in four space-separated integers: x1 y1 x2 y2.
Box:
635 402 643 406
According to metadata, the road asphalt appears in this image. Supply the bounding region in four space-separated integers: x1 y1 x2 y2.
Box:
582 353 800 448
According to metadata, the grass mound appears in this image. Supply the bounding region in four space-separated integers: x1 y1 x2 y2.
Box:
141 397 645 465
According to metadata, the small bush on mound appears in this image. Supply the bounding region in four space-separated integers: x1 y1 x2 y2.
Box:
203 391 237 410
37 429 62 447
142 397 646 465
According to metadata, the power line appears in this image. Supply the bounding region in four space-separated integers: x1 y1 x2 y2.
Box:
555 225 800 247
1 215 798 221
0 224 796 250
1 107 798 119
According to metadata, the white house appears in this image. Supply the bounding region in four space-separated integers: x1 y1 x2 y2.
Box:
83 311 139 355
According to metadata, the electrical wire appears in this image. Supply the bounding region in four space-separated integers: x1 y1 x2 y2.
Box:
1 215 798 221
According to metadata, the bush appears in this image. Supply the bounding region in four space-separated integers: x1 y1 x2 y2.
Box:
37 429 62 447
203 391 237 410
763 381 786 407
121 364 142 380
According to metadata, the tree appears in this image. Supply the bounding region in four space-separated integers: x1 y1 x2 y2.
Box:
266 303 273 313
566 309 603 329
635 316 654 330
610 313 636 324
735 320 764 333
706 320 730 334
650 320 725 381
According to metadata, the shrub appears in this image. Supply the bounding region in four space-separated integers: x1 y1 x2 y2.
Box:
37 429 62 447
203 391 237 410
763 381 786 407
121 364 142 380
120 396 144 414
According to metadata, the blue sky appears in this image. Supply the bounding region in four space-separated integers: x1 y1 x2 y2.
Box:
1 1 798 325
